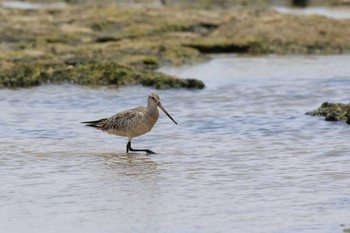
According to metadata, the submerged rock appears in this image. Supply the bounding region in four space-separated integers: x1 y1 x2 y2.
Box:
306 102 350 124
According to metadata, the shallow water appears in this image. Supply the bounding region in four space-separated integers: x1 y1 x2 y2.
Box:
1 1 67 9
273 6 350 19
1 55 350 233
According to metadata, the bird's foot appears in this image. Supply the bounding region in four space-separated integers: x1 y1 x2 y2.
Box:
126 141 156 155
145 149 156 154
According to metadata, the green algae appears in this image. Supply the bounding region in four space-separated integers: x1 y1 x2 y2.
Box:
0 65 42 88
0 61 204 89
65 62 205 89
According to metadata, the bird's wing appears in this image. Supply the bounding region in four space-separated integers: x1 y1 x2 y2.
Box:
101 107 146 131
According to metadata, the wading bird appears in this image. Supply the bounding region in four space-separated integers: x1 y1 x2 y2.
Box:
81 93 177 154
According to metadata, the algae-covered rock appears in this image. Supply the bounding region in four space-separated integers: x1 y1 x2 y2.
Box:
196 9 350 54
0 61 204 89
306 102 350 124
0 64 40 88
0 5 211 89
2 4 350 89
331 0 350 6
142 71 205 89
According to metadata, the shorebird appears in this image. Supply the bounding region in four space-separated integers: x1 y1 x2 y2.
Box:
81 93 177 154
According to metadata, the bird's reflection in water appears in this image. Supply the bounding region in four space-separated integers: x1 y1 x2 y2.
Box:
95 153 159 178
87 152 164 224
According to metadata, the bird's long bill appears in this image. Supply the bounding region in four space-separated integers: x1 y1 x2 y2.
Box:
158 102 178 124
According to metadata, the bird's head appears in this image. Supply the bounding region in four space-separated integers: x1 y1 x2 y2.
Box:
148 92 160 104
148 92 177 125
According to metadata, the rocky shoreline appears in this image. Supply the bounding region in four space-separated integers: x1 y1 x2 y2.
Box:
1 3 350 89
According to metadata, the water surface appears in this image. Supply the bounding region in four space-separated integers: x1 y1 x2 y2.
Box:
273 6 350 19
1 55 350 233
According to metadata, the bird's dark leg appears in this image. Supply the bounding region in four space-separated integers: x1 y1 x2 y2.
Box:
126 141 155 154
126 141 131 153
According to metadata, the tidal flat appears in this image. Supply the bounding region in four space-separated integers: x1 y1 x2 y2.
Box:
2 1 350 88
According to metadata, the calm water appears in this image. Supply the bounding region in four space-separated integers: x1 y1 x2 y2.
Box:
1 55 350 233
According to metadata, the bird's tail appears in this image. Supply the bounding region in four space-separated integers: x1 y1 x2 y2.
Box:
81 118 107 129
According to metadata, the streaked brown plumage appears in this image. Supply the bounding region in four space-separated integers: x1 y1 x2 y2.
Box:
82 93 177 154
